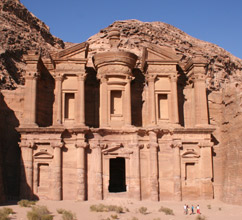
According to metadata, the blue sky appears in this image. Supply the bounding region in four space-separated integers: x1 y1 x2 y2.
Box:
20 0 242 59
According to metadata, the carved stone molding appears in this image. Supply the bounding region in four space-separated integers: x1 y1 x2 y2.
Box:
75 142 88 149
170 141 182 149
145 74 157 82
198 142 213 148
19 140 35 148
51 141 64 149
25 72 40 80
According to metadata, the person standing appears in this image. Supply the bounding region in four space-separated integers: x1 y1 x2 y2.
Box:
196 205 201 214
191 205 194 214
184 204 187 214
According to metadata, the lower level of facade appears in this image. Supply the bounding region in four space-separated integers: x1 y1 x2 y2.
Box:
17 126 214 201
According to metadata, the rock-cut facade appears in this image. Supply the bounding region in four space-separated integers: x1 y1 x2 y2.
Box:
17 29 215 201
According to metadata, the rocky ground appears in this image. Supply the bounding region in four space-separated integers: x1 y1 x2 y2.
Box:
1 199 242 220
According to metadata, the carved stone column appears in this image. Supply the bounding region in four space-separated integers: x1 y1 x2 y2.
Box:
53 73 63 126
170 74 179 124
76 142 87 201
148 131 159 201
90 143 103 200
194 73 208 125
129 143 141 200
19 141 34 199
51 141 63 200
171 141 182 201
33 163 38 196
146 75 156 125
199 142 213 199
23 72 39 127
76 73 86 126
125 76 132 126
99 76 108 127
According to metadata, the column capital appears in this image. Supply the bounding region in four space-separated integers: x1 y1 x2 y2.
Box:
194 73 205 82
147 143 159 149
75 142 88 149
169 73 178 82
170 141 182 149
128 143 143 149
97 74 107 83
198 141 213 148
25 72 40 80
145 74 157 83
51 141 64 149
53 73 64 81
89 143 107 150
19 140 35 148
126 75 135 82
77 72 87 81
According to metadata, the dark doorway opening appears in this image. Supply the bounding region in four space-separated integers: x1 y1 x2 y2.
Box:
109 157 126 193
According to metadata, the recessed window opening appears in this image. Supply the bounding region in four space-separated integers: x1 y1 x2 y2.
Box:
37 163 49 187
109 157 126 193
64 93 75 119
111 90 122 115
158 94 168 119
185 162 195 181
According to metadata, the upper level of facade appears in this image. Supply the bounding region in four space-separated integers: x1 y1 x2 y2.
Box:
19 29 210 130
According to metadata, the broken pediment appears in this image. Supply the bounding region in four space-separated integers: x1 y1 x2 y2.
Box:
182 150 200 158
142 44 179 62
51 42 89 60
34 151 53 159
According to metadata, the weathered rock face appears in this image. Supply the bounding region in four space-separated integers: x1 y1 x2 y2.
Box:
0 1 242 204
0 0 64 89
0 0 64 202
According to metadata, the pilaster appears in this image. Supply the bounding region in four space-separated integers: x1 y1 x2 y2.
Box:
146 74 157 125
75 142 88 201
53 73 63 126
75 72 87 127
125 76 133 126
148 131 159 201
19 141 34 199
90 142 103 200
99 76 108 127
199 141 214 199
171 141 182 201
169 74 179 124
129 143 141 200
51 141 63 200
22 72 39 127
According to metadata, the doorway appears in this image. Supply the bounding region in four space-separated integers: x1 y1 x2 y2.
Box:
109 157 126 192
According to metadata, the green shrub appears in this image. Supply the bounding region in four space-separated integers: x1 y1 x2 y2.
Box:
57 208 66 214
110 214 118 219
62 210 77 220
0 207 14 220
18 199 36 207
1 208 14 215
138 206 147 215
196 215 206 220
27 205 53 220
159 206 174 215
90 204 123 213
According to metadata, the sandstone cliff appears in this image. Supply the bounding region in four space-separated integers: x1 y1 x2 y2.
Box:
0 0 64 202
0 1 242 204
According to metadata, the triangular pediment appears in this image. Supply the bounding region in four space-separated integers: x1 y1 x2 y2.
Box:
143 44 179 62
51 42 88 60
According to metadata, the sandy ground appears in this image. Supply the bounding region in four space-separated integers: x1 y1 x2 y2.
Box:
1 198 242 220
